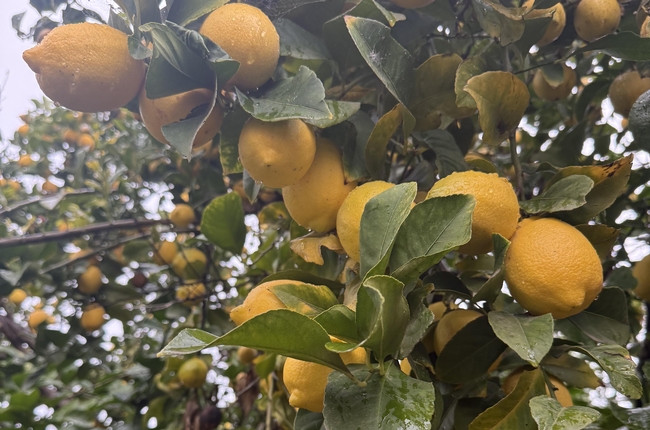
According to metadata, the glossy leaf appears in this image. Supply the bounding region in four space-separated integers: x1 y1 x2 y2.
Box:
455 56 489 109
400 282 435 358
276 18 331 60
269 281 339 317
157 328 220 356
166 0 227 26
575 224 619 261
314 305 359 342
366 104 413 179
520 175 594 214
218 106 247 175
201 192 246 254
306 101 361 129
415 130 469 178
488 312 553 367
529 396 600 430
568 287 630 346
574 32 650 62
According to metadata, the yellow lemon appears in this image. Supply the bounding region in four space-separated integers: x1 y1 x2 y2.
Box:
229 279 303 325
171 248 207 279
62 129 79 144
432 309 482 355
608 71 650 117
78 265 103 295
153 240 178 265
400 359 412 375
505 217 603 319
80 304 106 331
175 282 207 306
503 368 573 407
28 309 51 330
532 65 576 101
574 0 621 42
178 357 209 388
78 133 96 150
523 0 566 46
139 88 224 147
18 124 29 137
22 23 145 112
426 171 520 255
199 4 279 90
239 118 317 188
8 288 28 305
388 0 435 8
42 180 58 193
633 255 650 301
336 181 395 263
283 138 357 233
284 338 366 413
170 204 196 228
18 155 33 167
237 347 257 365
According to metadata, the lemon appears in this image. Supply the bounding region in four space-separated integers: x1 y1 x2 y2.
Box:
522 0 566 46
237 347 257 364
170 204 196 228
532 65 576 101
505 217 603 319
432 309 482 355
633 255 650 301
18 124 29 137
336 181 395 263
503 368 573 407
78 265 103 295
400 359 412 375
28 309 51 330
388 0 435 8
78 133 95 150
171 248 207 279
42 180 58 193
139 88 224 147
422 302 456 353
426 171 519 255
62 129 79 143
153 240 178 265
573 0 621 42
8 288 28 305
229 279 303 325
239 118 317 188
178 357 209 388
642 16 650 37
284 339 366 413
175 282 207 306
283 138 357 233
199 4 279 90
608 71 650 117
80 304 106 331
22 23 145 112
18 155 33 167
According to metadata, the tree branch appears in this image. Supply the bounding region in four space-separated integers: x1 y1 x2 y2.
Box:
0 188 95 216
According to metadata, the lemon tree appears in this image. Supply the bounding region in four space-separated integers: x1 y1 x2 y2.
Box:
2 0 650 428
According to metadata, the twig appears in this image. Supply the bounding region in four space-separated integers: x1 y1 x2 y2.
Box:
0 188 95 216
265 374 274 430
509 133 524 199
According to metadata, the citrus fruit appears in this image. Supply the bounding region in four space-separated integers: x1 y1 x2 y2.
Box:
62 129 79 143
153 240 178 265
642 16 650 37
400 359 412 375
237 347 257 364
284 338 366 412
388 0 435 8
633 255 650 301
336 181 395 263
432 309 482 355
503 368 573 407
80 304 106 331
139 88 224 147
283 138 357 233
229 279 304 325
28 309 51 330
175 282 207 306
78 133 95 150
18 155 33 167
42 180 58 193
422 301 457 352
22 23 145 112
78 265 103 295
170 204 196 228
199 4 279 90
523 0 566 46
8 288 27 305
18 124 29 137
532 65 576 101
426 171 520 255
171 248 207 279
238 118 317 188
573 0 621 42
608 71 650 117
178 357 209 388
505 217 603 319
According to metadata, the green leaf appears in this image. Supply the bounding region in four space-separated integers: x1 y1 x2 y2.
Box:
464 71 530 146
573 32 650 62
609 403 650 430
488 312 554 367
236 66 331 121
515 13 553 53
295 409 325 430
575 224 619 261
242 169 261 203
322 111 372 182
161 89 217 157
570 344 642 399
468 369 546 430
314 305 359 342
455 56 489 110
166 0 228 26
201 192 246 254
390 195 475 284
415 130 470 178
276 18 331 60
426 271 473 300
605 267 637 290
219 106 248 175
473 234 510 304
365 104 413 180
520 175 594 214
471 0 526 46
306 101 361 129
400 283 435 358
359 183 417 279
135 0 161 25
629 89 650 151
541 352 601 389
262 270 345 292
323 364 436 430
529 396 600 430
568 287 630 346
436 315 507 384
157 328 220 356
345 16 414 106
269 282 339 317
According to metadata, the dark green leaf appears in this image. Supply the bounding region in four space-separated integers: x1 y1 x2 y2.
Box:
530 396 600 430
219 106 248 175
575 224 619 261
473 234 510 304
520 175 594 214
488 312 554 367
365 104 412 180
541 352 601 389
568 287 630 346
314 305 359 342
295 409 325 430
471 0 526 46
269 282 339 317
166 0 228 26
415 130 470 178
201 192 246 254
574 32 650 62
629 89 650 151
400 283 435 357
276 18 332 60
322 111 372 182
605 267 638 290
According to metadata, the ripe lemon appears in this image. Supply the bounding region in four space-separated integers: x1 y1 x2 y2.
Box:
432 309 482 355
175 282 207 306
229 279 303 325
532 65 576 101
633 255 650 301
388 0 435 8
80 304 106 331
426 171 519 255
18 124 29 137
28 309 51 330
139 88 224 147
608 71 650 117
170 204 196 228
400 359 412 375
8 288 28 305
503 368 573 407
336 181 395 263
178 357 209 388
78 265 103 294
574 0 621 42
284 338 366 413
42 180 58 193
505 217 603 319
237 346 257 364
422 301 457 352
153 240 178 265
78 133 95 150
239 118 317 188
22 23 145 112
62 129 79 143
18 155 33 167
172 248 207 279
199 4 279 90
283 138 357 233
523 0 566 46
